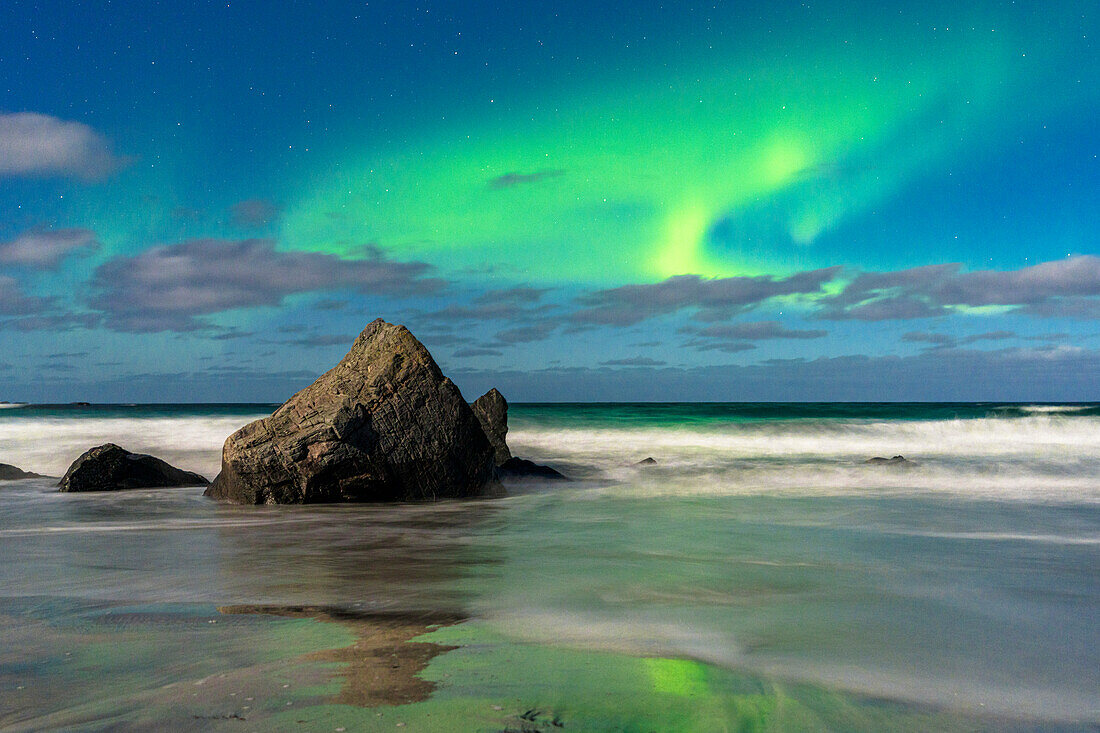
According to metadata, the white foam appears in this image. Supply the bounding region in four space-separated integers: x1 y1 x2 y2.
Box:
509 414 1100 501
0 414 266 477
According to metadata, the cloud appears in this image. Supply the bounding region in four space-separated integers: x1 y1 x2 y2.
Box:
0 112 124 179
230 199 283 228
821 256 1100 320
573 267 841 326
89 238 444 332
600 356 668 366
488 169 564 189
0 228 100 269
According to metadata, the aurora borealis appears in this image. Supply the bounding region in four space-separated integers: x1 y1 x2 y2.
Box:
1 0 1098 401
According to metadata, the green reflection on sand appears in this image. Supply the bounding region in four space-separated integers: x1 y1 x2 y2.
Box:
272 621 977 733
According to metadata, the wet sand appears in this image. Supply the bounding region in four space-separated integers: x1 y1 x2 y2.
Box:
218 605 463 708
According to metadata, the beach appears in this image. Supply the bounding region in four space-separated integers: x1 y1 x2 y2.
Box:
1 402 1098 730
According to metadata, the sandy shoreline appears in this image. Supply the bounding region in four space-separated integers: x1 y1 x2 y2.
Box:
217 605 464 708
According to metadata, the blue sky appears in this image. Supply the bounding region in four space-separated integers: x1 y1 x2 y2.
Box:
1 0 1098 401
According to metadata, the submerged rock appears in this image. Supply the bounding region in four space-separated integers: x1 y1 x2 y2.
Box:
0 463 45 480
864 455 915 466
471 387 511 466
205 319 501 504
58 444 208 492
498 457 570 482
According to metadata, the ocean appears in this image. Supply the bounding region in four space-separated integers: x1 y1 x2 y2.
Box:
0 402 1097 731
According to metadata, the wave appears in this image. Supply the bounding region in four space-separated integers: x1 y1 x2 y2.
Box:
0 414 266 477
508 413 1100 501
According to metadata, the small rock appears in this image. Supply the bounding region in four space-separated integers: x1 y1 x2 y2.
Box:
864 455 915 466
498 457 570 482
471 387 511 466
635 457 658 466
58 444 209 492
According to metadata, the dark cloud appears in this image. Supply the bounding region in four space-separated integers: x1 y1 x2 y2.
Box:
209 328 255 341
573 267 840 326
691 321 827 341
230 199 283 228
0 228 100 269
0 312 99 332
452 347 504 358
488 169 564 190
600 356 668 366
473 286 552 305
494 322 559 343
904 330 1017 351
821 256 1100 320
1019 297 1100 319
0 112 124 179
902 331 957 349
0 275 51 315
280 334 355 347
692 342 758 353
89 238 444 332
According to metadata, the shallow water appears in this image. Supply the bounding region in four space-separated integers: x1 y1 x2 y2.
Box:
1 403 1098 730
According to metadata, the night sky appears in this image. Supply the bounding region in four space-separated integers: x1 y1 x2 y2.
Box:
1 0 1098 401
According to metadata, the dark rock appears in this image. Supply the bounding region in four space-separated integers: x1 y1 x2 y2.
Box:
471 387 511 466
864 455 915 466
0 463 45 480
205 319 502 505
58 444 209 492
72 402 92 406
498 457 570 482
635 457 658 466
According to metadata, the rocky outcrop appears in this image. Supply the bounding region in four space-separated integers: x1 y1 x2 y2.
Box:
205 319 501 504
0 463 45 480
864 455 915 466
58 444 208 492
498 457 569 482
471 388 511 466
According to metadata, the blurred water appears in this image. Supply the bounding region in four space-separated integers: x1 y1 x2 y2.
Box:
0 403 1098 729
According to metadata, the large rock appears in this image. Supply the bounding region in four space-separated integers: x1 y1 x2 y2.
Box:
205 319 501 504
58 444 208 492
0 463 45 480
470 388 511 466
